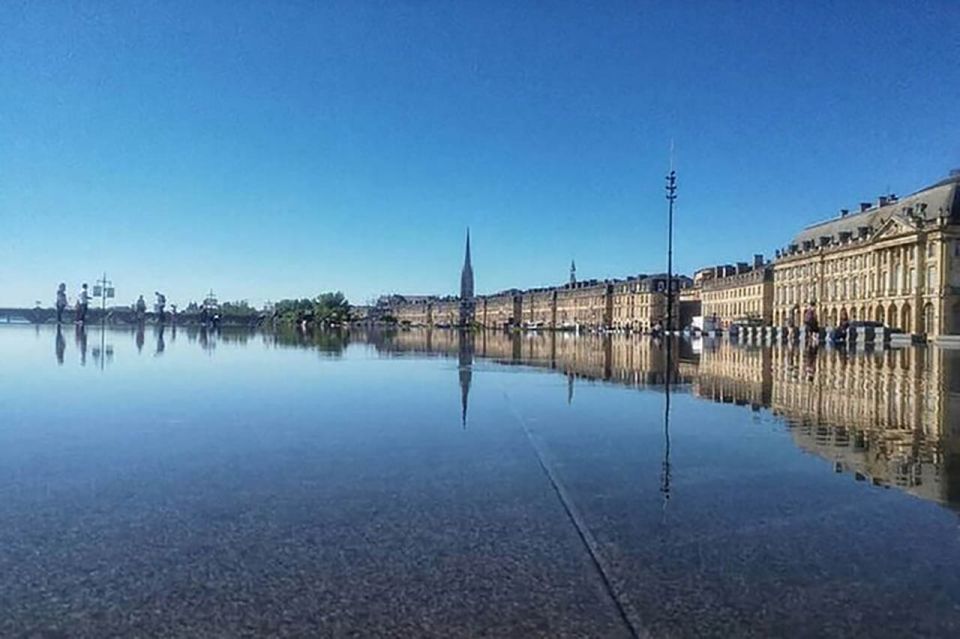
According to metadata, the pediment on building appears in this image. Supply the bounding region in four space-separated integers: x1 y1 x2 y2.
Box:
870 214 918 243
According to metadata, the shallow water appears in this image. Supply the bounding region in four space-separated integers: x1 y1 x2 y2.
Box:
1 325 959 637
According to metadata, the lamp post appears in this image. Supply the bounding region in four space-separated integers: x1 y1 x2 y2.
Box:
665 170 677 334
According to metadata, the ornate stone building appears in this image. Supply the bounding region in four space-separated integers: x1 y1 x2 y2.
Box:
772 173 960 338
700 256 774 328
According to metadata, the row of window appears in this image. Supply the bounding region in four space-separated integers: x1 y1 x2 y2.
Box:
775 265 938 305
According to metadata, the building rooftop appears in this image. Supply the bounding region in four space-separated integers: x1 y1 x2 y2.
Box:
788 173 960 249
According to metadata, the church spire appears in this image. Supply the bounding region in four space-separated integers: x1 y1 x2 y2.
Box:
570 259 577 286
460 228 474 300
459 228 475 325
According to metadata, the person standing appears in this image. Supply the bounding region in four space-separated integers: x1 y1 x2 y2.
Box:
136 295 147 323
55 283 68 324
76 283 90 324
155 291 166 323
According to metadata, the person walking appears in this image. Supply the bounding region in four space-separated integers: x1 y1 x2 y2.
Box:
55 283 68 324
76 283 90 324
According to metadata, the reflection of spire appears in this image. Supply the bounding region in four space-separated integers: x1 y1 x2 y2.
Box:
458 331 474 428
567 372 574 405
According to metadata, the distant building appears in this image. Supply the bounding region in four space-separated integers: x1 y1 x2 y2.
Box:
700 255 774 328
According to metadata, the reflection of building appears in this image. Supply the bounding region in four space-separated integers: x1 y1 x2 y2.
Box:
700 256 774 328
364 328 960 512
772 173 960 337
694 342 771 409
770 346 958 509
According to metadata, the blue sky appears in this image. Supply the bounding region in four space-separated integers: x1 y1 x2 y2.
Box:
2 0 958 307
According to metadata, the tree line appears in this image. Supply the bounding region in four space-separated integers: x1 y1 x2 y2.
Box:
272 292 351 326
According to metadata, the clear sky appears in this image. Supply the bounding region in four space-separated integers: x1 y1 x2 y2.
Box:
2 0 958 308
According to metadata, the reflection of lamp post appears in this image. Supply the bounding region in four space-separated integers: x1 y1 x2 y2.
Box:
92 273 115 371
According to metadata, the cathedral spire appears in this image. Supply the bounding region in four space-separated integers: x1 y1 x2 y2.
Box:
570 259 577 286
459 228 475 325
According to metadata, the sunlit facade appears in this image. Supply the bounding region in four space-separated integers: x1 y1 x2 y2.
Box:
772 174 960 337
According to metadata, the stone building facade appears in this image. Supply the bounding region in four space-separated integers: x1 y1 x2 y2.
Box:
700 256 774 328
772 174 960 337
555 280 613 330
479 291 521 329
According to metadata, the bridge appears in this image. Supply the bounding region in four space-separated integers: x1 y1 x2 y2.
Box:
0 307 266 327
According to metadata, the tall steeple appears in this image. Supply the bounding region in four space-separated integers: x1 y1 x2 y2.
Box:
570 259 577 286
459 228 475 326
460 229 474 300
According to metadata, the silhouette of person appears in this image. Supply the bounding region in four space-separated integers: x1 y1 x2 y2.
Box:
136 295 147 323
75 324 88 366
76 283 90 324
155 292 166 324
55 325 65 365
56 283 68 324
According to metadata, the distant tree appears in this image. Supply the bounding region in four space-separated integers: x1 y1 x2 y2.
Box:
272 292 351 326
220 300 259 317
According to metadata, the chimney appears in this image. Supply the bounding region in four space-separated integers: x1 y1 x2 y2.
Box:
754 254 764 268
860 202 872 212
878 195 889 207
736 262 749 274
840 208 849 217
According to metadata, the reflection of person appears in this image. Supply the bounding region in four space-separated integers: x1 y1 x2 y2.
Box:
55 325 66 365
56 283 68 324
75 324 88 366
804 345 818 382
155 325 165 355
838 308 850 340
136 324 145 353
76 283 90 324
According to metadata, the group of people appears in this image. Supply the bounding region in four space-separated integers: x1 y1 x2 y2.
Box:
801 301 850 344
134 292 167 323
55 284 167 325
55 282 90 324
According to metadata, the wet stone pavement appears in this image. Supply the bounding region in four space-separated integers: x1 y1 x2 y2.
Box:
1 325 959 637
